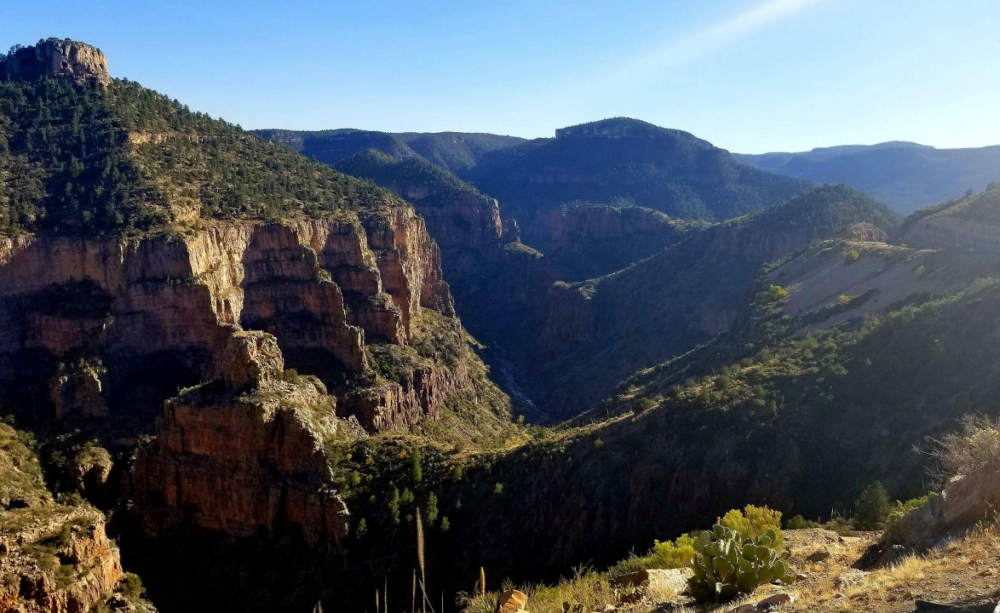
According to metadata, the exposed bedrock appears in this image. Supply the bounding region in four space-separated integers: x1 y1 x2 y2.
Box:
0 206 459 433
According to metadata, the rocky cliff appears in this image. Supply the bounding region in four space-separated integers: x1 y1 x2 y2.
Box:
0 423 125 613
0 205 478 433
131 375 356 545
1 38 110 86
331 151 506 289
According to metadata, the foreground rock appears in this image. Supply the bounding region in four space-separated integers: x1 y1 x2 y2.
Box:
871 465 1000 562
610 568 693 599
496 589 528 613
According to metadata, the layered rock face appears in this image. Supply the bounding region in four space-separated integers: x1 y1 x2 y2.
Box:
1 38 111 86
0 206 459 432
0 509 123 613
131 376 353 545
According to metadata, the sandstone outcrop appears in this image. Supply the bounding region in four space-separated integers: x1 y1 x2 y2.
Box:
880 465 1000 554
0 206 463 432
0 508 124 613
0 423 124 613
1 38 111 86
131 377 352 544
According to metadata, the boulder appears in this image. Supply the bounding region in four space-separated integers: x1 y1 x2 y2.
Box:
756 593 794 610
496 589 528 613
876 465 1000 557
609 568 693 595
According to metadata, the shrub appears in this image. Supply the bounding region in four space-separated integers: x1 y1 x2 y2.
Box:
614 533 697 573
853 481 890 529
765 284 789 301
719 504 784 551
121 572 145 599
784 514 820 530
425 492 439 524
688 525 794 602
645 533 696 568
844 248 861 264
887 493 939 526
933 415 1000 482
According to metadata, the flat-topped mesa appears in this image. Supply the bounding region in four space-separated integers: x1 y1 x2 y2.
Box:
1 38 110 85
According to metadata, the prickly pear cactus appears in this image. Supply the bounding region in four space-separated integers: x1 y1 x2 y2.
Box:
688 525 795 602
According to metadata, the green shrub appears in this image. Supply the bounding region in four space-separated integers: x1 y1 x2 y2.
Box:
887 493 939 525
718 504 784 552
844 248 861 264
121 572 145 599
689 525 794 602
784 514 820 530
765 284 789 301
645 533 696 568
852 481 890 529
614 533 697 573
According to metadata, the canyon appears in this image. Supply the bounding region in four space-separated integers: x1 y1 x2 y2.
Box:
4 37 1000 613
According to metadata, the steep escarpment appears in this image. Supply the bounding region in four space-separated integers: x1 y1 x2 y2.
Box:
1 38 110 86
0 39 509 440
333 151 505 282
131 373 355 545
0 207 509 437
0 41 520 613
536 203 693 278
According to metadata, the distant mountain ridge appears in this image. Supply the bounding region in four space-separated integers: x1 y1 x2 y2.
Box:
251 128 525 175
737 141 1000 214
464 118 812 237
256 118 812 232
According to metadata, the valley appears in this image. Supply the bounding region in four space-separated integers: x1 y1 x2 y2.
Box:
2 36 1000 613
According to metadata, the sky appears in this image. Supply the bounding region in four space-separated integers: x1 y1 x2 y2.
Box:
3 0 999 153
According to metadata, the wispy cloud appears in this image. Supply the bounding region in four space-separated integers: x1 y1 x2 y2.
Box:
613 0 828 83
523 0 827 122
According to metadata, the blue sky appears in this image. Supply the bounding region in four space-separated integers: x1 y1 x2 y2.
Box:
3 0 999 153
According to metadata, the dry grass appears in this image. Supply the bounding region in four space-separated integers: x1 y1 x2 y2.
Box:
460 523 1000 613
460 567 622 613
757 523 1000 613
